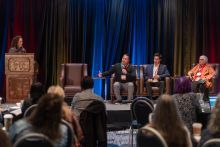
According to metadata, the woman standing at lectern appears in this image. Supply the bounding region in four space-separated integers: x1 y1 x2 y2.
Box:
9 35 26 53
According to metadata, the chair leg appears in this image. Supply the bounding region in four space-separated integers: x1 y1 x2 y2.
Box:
111 95 115 103
129 126 132 147
131 127 134 147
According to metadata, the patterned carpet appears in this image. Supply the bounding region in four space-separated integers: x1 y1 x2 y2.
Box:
107 129 137 147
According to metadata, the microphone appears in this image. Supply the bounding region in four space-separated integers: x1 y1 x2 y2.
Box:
122 64 127 74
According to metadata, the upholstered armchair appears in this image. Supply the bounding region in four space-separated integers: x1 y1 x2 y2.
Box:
110 65 139 101
209 63 220 95
139 64 171 97
60 63 87 97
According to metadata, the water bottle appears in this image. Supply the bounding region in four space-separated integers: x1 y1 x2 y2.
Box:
199 98 205 112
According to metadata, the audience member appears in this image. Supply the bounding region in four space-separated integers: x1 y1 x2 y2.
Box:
146 94 192 147
71 76 103 116
21 82 44 116
172 76 200 132
47 85 84 147
198 94 220 147
9 94 70 147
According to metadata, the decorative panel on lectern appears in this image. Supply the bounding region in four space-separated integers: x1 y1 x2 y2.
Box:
5 53 35 102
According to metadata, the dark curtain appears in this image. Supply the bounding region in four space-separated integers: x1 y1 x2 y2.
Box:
0 0 220 99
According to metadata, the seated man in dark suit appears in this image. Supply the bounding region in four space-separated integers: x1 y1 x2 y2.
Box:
98 54 136 103
144 53 170 99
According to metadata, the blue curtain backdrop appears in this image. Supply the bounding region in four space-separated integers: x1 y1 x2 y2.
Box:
1 0 220 98
68 0 175 97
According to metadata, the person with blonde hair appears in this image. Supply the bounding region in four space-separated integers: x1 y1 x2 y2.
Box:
47 85 65 98
198 94 220 147
146 94 192 147
47 85 83 147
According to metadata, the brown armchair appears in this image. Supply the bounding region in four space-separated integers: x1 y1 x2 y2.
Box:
140 65 171 96
110 65 139 101
60 63 87 97
209 63 220 95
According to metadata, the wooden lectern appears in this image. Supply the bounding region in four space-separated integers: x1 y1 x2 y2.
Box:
5 53 35 103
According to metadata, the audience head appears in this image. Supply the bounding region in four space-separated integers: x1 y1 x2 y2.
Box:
153 53 162 65
47 85 65 98
11 35 23 49
81 76 94 90
152 94 187 146
0 129 12 147
153 94 183 128
30 82 44 104
174 76 191 94
208 94 220 133
199 55 208 65
29 93 63 140
121 54 130 65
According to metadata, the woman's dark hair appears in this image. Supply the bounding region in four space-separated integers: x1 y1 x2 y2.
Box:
152 94 188 146
10 35 22 48
28 93 63 140
30 82 44 104
174 76 192 94
81 76 94 90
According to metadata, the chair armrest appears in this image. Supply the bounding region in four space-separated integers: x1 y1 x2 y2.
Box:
135 78 140 95
110 77 114 95
60 77 64 87
140 77 145 95
60 64 65 87
165 77 171 94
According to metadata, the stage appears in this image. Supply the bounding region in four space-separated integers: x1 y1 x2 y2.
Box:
106 102 131 131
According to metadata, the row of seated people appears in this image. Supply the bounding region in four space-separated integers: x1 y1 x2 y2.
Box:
60 53 219 103
0 77 106 147
0 75 219 147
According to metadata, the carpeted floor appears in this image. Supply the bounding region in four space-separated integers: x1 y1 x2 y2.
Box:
107 129 137 147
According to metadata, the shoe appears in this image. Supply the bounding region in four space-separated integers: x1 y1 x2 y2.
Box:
122 100 132 104
113 99 122 104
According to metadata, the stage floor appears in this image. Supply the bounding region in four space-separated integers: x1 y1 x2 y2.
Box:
106 102 131 130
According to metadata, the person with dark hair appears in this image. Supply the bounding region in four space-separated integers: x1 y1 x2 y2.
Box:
145 94 192 147
172 77 200 132
47 85 84 147
71 76 103 117
9 94 70 147
188 55 215 101
9 35 26 53
144 53 170 99
21 82 44 116
98 54 136 103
